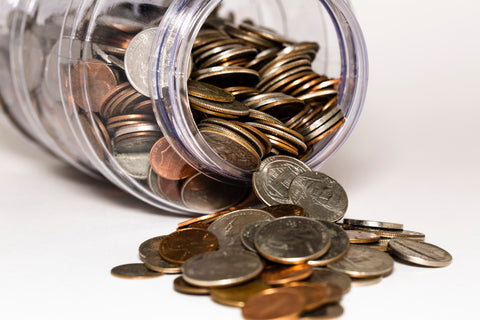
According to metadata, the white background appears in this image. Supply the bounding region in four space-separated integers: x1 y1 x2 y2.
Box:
1 0 479 319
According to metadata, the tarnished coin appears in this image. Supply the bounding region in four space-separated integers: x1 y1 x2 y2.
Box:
193 66 260 88
177 211 230 229
255 216 331 264
327 245 394 278
253 155 311 205
158 228 218 264
181 172 249 212
308 222 349 266
284 282 330 312
343 218 403 231
305 268 351 294
350 277 382 287
241 220 270 252
388 238 452 267
208 208 274 249
211 279 271 307
189 95 250 117
300 303 344 320
149 137 196 180
114 152 150 180
187 79 235 102
345 230 381 244
110 263 162 279
143 250 182 274
289 171 348 222
242 287 305 320
260 264 313 285
182 249 263 287
138 235 165 261
173 276 210 295
262 204 306 218
342 225 426 240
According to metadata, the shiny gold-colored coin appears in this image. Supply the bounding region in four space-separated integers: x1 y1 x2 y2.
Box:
110 263 162 279
158 228 218 264
242 287 306 320
261 263 313 285
177 211 231 229
173 276 210 295
211 279 271 307
187 79 235 102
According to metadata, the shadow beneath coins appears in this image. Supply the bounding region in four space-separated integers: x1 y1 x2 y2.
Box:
391 255 440 269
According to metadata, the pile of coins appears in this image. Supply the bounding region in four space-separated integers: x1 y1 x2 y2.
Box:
112 155 452 320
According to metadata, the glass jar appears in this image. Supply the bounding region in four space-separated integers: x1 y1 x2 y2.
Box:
0 0 368 215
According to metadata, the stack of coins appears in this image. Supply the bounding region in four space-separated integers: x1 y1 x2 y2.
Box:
112 155 452 319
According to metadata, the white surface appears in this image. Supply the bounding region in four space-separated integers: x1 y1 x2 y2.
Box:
1 0 480 319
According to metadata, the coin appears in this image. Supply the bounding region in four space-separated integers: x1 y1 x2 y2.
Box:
253 155 311 205
255 216 331 264
187 79 235 102
300 303 344 320
143 250 183 274
306 268 351 294
149 137 196 180
260 263 313 285
189 95 250 117
242 287 305 320
241 220 270 252
124 28 156 97
182 249 263 287
308 221 349 266
345 230 381 244
327 245 394 278
207 208 274 249
284 282 330 312
262 204 306 218
342 225 426 240
343 218 403 231
138 235 165 261
157 176 183 201
289 171 348 222
158 228 218 264
177 211 230 229
211 279 271 307
114 152 150 180
388 238 452 267
173 276 210 295
180 172 249 212
110 263 162 279
350 276 382 287
193 66 260 88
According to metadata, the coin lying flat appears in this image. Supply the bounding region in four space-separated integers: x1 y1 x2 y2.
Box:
308 221 349 266
253 155 311 205
211 279 271 307
187 79 235 102
110 263 162 279
138 235 165 261
262 204 306 218
306 268 351 294
388 238 452 267
182 249 263 287
143 250 182 274
208 208 274 249
173 276 210 295
284 282 330 312
241 220 270 252
255 216 331 264
345 230 381 244
260 263 313 285
343 218 403 231
327 245 394 278
342 225 426 240
300 303 344 320
289 171 348 222
242 287 305 320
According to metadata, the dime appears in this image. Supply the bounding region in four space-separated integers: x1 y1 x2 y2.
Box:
180 172 249 212
306 268 351 294
114 152 150 180
260 263 313 285
345 230 381 244
262 204 306 218
327 245 394 278
158 228 218 264
343 218 403 231
187 79 234 102
253 155 311 205
255 216 331 264
149 137 196 180
173 276 210 295
308 221 349 266
241 220 270 252
388 238 452 267
284 282 330 312
300 303 344 320
242 287 305 320
208 208 274 249
124 28 156 97
289 171 348 222
211 279 271 307
110 263 162 279
182 249 263 287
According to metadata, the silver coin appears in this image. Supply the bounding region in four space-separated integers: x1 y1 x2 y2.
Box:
124 27 156 97
114 152 150 180
342 225 426 240
327 245 394 278
253 155 311 205
181 173 249 212
208 209 274 249
240 220 270 252
351 276 382 287
254 216 331 264
343 218 404 231
388 238 452 267
308 221 350 266
181 249 263 287
114 134 160 153
303 111 344 142
138 235 165 261
289 171 348 222
306 268 351 294
114 124 161 138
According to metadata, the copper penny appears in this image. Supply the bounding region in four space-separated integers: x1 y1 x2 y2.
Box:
242 287 305 320
261 264 312 285
110 263 162 279
158 228 218 264
262 204 306 218
177 211 231 229
300 303 344 319
149 137 196 180
345 230 381 244
157 176 183 201
284 282 330 312
211 279 271 307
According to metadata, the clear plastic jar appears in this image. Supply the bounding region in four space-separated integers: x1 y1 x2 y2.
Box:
0 0 368 215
